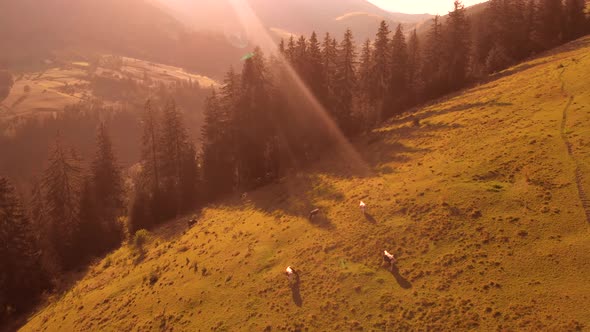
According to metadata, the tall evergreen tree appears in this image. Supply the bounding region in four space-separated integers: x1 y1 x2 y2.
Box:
79 123 125 255
535 0 565 49
407 29 422 103
334 28 358 135
564 0 587 41
423 15 445 98
307 31 325 99
445 1 471 90
387 24 409 117
140 99 160 192
41 135 82 269
0 177 47 318
286 36 296 64
321 32 338 112
159 99 192 216
358 38 375 130
235 48 273 190
201 89 235 199
371 20 392 121
130 100 161 232
295 35 308 75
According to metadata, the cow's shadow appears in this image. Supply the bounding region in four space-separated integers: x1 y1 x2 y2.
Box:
290 273 303 307
389 265 412 289
364 213 377 223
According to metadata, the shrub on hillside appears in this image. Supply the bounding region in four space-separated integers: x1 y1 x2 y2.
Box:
133 229 150 249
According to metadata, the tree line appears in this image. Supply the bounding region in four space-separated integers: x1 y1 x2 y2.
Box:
1 0 588 323
199 0 589 202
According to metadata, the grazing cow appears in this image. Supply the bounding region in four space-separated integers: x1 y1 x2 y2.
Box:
285 266 294 277
383 250 396 271
308 208 320 220
285 266 298 283
360 201 366 214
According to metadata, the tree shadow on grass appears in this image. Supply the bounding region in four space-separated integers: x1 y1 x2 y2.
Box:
309 213 335 230
390 265 412 289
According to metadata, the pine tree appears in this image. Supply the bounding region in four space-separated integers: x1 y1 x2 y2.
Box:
140 100 160 192
445 1 471 90
423 15 445 98
564 0 587 41
307 31 325 99
88 123 124 252
0 177 48 317
358 38 374 130
179 143 200 211
535 0 564 49
286 36 296 63
371 20 392 121
130 100 161 232
334 28 358 135
321 32 338 112
159 99 191 216
407 29 422 103
295 35 308 76
387 24 409 117
41 135 82 269
235 48 272 190
201 89 235 199
278 39 286 55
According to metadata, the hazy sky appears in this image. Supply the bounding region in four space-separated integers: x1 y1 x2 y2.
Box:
367 0 487 15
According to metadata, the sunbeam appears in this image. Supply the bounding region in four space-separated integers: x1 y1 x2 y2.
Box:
227 0 371 177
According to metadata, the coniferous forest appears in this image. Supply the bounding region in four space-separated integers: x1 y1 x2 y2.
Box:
1 0 589 323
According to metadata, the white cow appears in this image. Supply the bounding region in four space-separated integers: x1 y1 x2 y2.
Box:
285 266 297 282
360 201 366 214
383 250 396 271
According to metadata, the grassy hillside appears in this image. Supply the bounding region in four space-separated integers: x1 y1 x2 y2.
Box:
17 36 590 331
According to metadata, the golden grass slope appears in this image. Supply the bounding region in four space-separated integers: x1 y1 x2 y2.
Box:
19 37 590 331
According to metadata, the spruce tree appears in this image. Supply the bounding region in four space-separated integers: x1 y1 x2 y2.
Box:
334 28 358 135
423 15 445 98
535 0 564 49
130 100 161 232
387 24 409 117
371 20 392 121
445 1 471 90
407 29 422 104
201 89 235 199
159 99 191 217
140 99 160 192
321 32 338 112
89 123 124 252
235 48 272 190
41 135 82 269
564 0 587 41
358 38 375 130
307 31 325 99
0 177 47 317
286 36 296 63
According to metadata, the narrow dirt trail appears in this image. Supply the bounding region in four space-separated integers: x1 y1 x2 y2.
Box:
558 67 590 224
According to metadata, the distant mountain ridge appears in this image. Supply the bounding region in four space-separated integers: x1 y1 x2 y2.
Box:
155 0 433 42
0 0 244 77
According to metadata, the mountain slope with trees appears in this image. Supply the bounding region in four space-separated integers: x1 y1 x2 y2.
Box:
2 0 589 330
16 34 590 331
